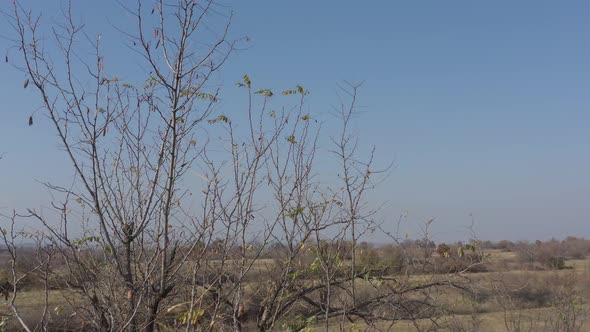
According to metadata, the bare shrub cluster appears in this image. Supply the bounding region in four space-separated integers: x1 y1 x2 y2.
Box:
0 1 487 331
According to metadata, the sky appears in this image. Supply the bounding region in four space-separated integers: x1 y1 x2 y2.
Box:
1 1 590 242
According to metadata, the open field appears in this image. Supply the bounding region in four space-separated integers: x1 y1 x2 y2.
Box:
3 0 590 330
2 244 590 331
329 307 577 332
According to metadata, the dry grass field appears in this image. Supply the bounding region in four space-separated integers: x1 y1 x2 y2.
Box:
2 245 590 331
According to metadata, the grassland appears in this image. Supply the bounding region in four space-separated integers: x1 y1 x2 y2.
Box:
1 248 589 331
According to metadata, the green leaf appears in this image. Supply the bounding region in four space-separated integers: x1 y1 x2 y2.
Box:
243 74 251 88
208 115 230 124
301 114 310 121
287 207 304 219
309 257 320 273
196 92 218 102
282 85 308 96
179 87 196 97
179 309 204 325
288 270 300 281
72 236 101 247
287 135 297 144
54 306 64 315
255 89 273 97
142 76 162 89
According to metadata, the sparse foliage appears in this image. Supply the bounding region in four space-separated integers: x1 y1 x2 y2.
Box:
3 1 488 331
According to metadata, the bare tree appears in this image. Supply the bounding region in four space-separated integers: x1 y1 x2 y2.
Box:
4 1 486 331
0 211 55 332
9 0 236 330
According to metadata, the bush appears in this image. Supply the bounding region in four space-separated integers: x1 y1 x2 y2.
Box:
495 240 514 251
532 240 566 270
513 286 553 307
561 237 590 259
436 243 451 257
546 256 566 270
358 247 380 268
380 245 406 274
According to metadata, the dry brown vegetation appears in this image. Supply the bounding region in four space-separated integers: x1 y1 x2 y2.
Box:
2 0 589 331
1 237 590 331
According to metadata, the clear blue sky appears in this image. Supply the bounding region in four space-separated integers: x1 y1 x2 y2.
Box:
1 1 590 242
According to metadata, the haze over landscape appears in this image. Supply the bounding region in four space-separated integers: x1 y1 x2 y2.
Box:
2 1 590 243
3 2 590 331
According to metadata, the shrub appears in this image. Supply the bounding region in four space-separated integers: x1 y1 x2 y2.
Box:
513 286 553 307
495 240 514 251
561 237 590 259
436 243 451 257
358 247 380 269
